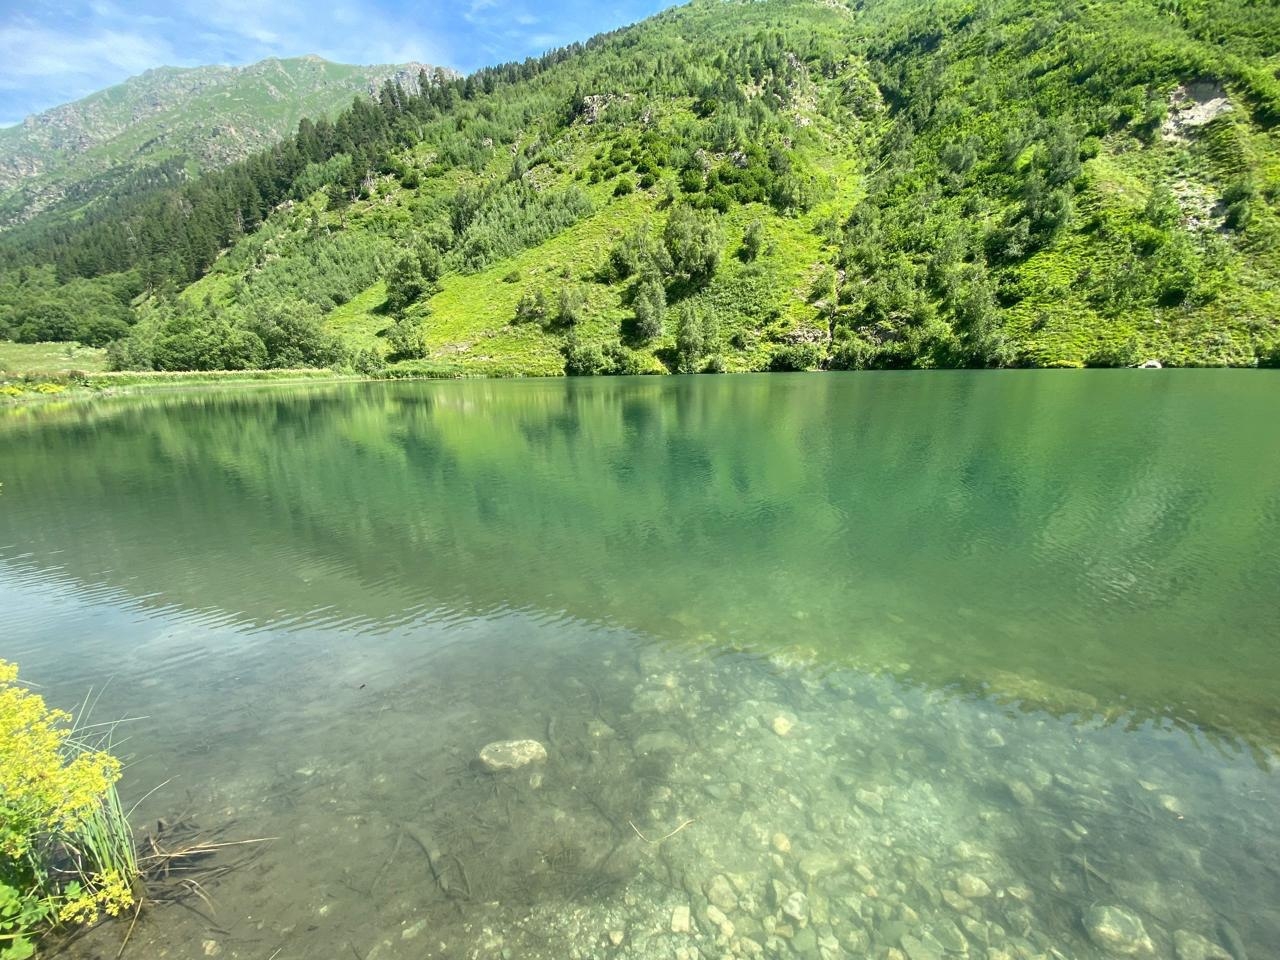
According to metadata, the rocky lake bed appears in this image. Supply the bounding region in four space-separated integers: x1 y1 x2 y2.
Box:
73 632 1274 960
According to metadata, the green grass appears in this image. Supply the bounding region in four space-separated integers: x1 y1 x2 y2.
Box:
326 281 393 354
0 341 109 375
0 367 368 408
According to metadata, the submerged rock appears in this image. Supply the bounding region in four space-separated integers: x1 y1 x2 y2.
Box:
671 903 691 934
478 738 547 771
633 730 686 754
855 788 885 814
955 873 991 899
1005 779 1035 806
799 851 838 880
1083 904 1155 955
1173 929 1233 960
782 890 809 925
706 874 738 912
900 933 943 960
931 920 969 954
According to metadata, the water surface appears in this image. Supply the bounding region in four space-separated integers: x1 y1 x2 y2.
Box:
2 373 1277 959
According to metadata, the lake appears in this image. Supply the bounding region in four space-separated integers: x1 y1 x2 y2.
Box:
2 372 1278 959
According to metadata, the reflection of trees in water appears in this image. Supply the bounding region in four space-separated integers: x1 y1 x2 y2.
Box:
2 375 1279 754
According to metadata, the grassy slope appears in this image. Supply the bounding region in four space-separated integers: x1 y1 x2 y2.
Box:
269 18 869 376
0 58 428 228
319 3 1277 372
115 0 1280 374
0 341 109 375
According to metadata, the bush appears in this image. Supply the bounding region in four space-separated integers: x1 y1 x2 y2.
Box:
561 337 640 375
151 311 267 371
514 288 550 325
740 219 765 262
557 286 588 327
561 335 612 375
0 660 138 956
385 251 426 314
632 275 667 341
249 301 345 368
663 206 723 283
674 302 719 373
386 317 429 360
605 227 654 281
1085 337 1142 367
12 302 77 343
767 342 824 371
1223 178 1257 232
105 336 153 371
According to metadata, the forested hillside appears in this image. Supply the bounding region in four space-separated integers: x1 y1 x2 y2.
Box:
0 57 437 229
1 0 1277 375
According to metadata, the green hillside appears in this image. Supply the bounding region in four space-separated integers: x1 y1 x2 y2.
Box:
2 0 1278 375
0 56 437 228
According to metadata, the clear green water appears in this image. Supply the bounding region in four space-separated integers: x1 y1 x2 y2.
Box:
2 373 1278 959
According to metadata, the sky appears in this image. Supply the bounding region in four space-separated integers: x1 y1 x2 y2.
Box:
0 0 675 127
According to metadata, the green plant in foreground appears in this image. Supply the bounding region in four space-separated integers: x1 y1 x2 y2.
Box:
0 660 137 956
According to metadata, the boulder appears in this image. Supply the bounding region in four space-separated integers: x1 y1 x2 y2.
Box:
1083 904 1155 956
1173 930 1232 960
478 739 547 771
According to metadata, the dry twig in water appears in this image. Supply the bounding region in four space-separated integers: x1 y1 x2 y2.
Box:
628 819 695 844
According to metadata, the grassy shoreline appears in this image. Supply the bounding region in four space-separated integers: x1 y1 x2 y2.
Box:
0 367 378 407
2 348 1273 410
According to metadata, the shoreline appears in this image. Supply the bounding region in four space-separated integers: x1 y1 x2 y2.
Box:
1 362 1273 412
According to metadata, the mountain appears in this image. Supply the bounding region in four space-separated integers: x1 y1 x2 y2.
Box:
1 0 1277 373
0 56 439 227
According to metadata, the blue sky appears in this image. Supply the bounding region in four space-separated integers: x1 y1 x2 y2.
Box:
0 0 675 126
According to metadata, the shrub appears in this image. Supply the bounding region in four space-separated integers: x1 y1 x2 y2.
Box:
0 660 138 956
385 251 427 314
514 288 550 325
674 302 719 372
633 275 667 341
561 335 611 375
386 317 430 360
557 286 588 327
605 227 653 281
249 301 345 368
151 312 267 371
1223 178 1257 232
663 206 723 283
1085 337 1142 367
740 219 765 262
767 342 824 371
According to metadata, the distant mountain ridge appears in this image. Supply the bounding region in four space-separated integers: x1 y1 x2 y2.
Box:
0 56 442 227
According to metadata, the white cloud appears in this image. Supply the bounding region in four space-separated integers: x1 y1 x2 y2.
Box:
0 24 179 87
525 32 561 50
170 0 447 67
